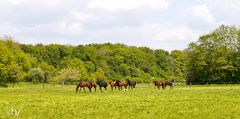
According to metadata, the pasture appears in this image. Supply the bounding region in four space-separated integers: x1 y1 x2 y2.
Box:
1 83 240 119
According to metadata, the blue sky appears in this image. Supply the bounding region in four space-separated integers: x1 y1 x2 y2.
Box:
0 0 240 51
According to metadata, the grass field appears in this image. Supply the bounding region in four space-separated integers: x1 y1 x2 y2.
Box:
1 83 240 119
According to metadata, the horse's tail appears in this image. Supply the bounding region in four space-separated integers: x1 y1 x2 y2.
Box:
76 83 80 93
104 81 108 87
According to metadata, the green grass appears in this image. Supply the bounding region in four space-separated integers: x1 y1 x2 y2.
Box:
1 83 240 119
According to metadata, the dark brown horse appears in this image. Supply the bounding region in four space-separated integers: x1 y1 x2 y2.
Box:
153 80 165 90
116 80 128 91
76 81 92 93
96 80 108 92
126 79 136 89
108 80 117 91
162 80 174 90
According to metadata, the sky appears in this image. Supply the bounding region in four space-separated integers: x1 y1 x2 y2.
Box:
0 0 240 51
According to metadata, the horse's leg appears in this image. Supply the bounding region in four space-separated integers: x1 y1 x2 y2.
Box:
79 87 82 92
163 85 166 90
88 86 92 92
171 84 173 90
104 86 107 92
94 86 96 92
76 85 79 93
111 86 113 91
83 87 86 92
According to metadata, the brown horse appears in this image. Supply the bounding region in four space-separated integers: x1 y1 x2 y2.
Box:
109 80 117 91
162 80 174 90
76 81 92 93
153 80 165 90
116 80 128 91
90 81 97 92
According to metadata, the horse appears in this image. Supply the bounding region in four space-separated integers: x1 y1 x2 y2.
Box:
96 80 108 92
163 80 174 90
126 79 136 89
116 80 128 91
108 80 117 91
76 81 92 93
153 80 165 90
90 81 97 92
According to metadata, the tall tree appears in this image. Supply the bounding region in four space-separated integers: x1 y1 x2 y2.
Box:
186 25 240 84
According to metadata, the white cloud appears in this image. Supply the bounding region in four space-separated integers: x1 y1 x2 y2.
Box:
154 26 196 41
88 0 170 11
1 0 240 51
70 9 94 22
122 24 197 42
191 4 215 23
1 0 69 8
83 24 199 51
206 0 240 10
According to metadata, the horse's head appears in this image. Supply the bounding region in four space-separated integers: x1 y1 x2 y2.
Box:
126 79 131 83
96 80 101 85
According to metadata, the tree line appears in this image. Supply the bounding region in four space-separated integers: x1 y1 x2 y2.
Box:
0 37 186 87
186 25 240 84
0 25 240 86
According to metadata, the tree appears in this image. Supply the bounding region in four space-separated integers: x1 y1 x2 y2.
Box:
170 50 187 81
58 68 80 86
29 68 45 86
7 64 22 88
186 25 240 84
38 62 57 83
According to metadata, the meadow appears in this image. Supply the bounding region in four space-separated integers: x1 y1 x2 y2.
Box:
1 83 240 119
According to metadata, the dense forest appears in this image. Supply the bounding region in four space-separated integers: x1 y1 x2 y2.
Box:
0 25 240 86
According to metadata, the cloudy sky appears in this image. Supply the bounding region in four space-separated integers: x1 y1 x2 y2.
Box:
0 0 239 51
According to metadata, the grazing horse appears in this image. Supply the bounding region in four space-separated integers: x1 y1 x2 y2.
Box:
153 80 165 90
163 80 174 90
116 80 128 91
126 79 136 89
108 80 117 91
96 80 108 92
76 81 92 93
90 81 97 92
